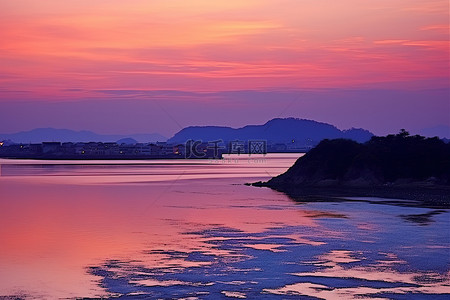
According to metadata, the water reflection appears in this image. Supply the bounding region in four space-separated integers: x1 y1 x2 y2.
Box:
266 250 450 298
0 154 449 299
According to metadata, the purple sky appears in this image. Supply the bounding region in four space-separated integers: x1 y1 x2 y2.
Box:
1 1 449 138
1 88 448 138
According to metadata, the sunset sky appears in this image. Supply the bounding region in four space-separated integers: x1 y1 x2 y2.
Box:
0 0 448 137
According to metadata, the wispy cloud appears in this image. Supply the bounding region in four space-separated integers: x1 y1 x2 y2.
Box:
0 0 448 97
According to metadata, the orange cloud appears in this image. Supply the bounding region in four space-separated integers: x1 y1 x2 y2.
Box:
0 0 448 98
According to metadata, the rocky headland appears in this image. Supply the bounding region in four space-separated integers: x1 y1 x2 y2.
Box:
251 131 450 207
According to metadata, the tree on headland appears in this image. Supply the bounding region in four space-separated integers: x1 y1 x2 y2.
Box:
264 131 450 188
398 129 409 138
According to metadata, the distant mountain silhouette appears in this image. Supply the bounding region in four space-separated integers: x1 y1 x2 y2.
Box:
0 128 166 143
116 138 138 144
168 118 373 144
418 125 450 139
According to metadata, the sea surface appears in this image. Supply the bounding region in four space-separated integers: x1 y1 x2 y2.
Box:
0 154 449 299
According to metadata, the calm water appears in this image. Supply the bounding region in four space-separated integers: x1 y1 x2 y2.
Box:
0 154 449 299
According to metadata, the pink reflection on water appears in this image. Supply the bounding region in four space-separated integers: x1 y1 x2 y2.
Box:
0 154 319 298
1 154 448 298
0 154 302 185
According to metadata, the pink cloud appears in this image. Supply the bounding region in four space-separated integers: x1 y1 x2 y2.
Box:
0 0 447 99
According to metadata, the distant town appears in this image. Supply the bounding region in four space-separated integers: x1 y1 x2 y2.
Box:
0 118 379 159
0 140 313 160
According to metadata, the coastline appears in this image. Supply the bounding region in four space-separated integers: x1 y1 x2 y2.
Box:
247 133 450 208
0 155 212 160
249 182 450 209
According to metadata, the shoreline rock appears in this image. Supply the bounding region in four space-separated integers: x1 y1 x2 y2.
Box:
249 131 450 208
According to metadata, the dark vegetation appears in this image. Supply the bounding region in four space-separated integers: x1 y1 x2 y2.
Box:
252 130 450 207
